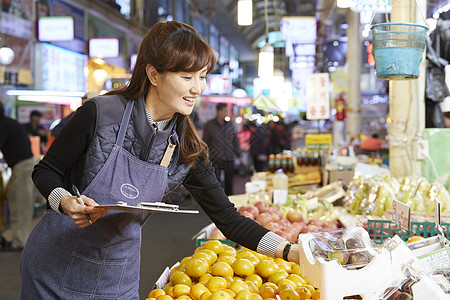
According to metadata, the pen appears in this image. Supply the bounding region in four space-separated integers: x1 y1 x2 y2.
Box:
72 184 92 224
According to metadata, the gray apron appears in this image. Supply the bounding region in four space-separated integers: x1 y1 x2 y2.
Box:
21 101 176 299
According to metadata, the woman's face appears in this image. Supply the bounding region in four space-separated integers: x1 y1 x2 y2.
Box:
154 67 208 117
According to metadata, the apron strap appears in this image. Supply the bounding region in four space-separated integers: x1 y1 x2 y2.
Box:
116 100 134 147
161 124 180 175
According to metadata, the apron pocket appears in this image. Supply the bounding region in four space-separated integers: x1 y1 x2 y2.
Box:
63 251 127 299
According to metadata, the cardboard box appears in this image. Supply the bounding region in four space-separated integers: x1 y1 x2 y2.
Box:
327 169 354 186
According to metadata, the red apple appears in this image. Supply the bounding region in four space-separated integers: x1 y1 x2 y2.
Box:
254 201 270 213
240 210 255 220
265 222 283 232
256 212 273 226
246 206 260 218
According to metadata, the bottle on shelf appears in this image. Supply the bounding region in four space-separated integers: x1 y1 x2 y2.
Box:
296 148 303 167
275 154 282 171
267 154 276 173
287 154 295 173
272 169 288 204
281 154 287 173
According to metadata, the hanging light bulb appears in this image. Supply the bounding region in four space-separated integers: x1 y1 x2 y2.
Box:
258 43 274 78
238 0 252 26
0 47 15 65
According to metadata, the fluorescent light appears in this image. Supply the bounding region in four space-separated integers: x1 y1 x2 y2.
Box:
258 43 274 78
337 0 352 8
238 0 253 26
17 95 82 105
6 90 85 97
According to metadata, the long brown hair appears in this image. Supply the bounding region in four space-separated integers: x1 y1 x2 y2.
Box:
108 21 217 165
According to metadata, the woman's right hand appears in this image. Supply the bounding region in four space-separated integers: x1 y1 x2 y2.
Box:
60 195 110 228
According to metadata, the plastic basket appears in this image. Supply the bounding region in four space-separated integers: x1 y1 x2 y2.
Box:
196 238 241 250
366 219 450 244
371 22 428 80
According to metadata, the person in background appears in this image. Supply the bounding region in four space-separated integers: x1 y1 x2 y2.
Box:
20 21 298 299
0 102 37 251
202 103 242 195
23 110 48 145
266 120 289 154
249 122 267 172
360 133 383 157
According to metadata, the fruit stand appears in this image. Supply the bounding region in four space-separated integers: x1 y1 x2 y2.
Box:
145 151 450 299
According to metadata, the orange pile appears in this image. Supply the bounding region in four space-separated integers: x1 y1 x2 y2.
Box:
147 240 320 300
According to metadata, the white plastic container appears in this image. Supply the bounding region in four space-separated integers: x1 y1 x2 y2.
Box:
272 169 288 204
298 229 447 300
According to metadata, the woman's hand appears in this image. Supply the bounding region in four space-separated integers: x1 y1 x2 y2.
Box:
60 195 110 228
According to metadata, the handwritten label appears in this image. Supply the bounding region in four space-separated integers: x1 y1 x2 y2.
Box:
392 199 411 230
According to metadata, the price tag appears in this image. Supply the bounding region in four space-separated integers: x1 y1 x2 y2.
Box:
435 200 441 226
273 189 288 205
392 199 411 230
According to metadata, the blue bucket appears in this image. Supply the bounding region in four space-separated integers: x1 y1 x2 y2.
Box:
371 23 428 80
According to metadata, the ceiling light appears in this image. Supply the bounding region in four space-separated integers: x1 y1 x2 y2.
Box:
6 90 85 97
258 43 274 78
337 0 352 8
238 0 252 26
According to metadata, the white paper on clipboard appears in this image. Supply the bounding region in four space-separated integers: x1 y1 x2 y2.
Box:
96 201 199 214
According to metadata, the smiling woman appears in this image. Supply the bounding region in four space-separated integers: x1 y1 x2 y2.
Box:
22 21 297 300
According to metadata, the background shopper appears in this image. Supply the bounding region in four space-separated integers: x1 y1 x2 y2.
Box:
0 102 37 251
202 103 242 195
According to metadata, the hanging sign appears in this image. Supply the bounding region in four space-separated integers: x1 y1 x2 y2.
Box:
306 73 330 120
305 134 332 151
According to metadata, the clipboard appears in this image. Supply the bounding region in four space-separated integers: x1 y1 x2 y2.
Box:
96 201 199 214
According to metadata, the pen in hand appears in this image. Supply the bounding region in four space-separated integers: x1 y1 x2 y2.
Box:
72 184 92 225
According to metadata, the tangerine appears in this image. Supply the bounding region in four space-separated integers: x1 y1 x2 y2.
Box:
209 290 232 300
211 261 234 278
200 291 212 300
268 270 289 285
190 283 209 300
149 289 166 298
259 285 276 299
235 290 253 300
407 235 425 243
216 255 236 265
173 284 191 298
244 274 263 288
232 258 255 277
156 295 174 300
206 276 228 293
256 260 280 278
185 258 209 278
279 288 300 300
204 240 225 254
296 286 312 300
251 293 263 300
170 271 192 286
229 280 249 294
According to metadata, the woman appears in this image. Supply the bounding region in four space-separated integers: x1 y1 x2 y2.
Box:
21 21 299 299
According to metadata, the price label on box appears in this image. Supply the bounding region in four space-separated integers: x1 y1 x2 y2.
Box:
392 199 411 230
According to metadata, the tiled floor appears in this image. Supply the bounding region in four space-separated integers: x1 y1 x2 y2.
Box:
0 174 250 300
